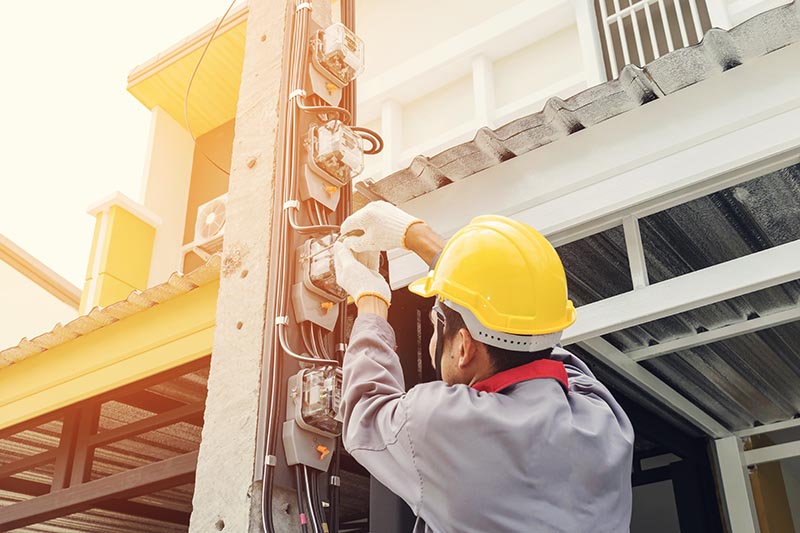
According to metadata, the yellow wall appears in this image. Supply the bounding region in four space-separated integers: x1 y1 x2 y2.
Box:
183 120 234 272
81 203 157 313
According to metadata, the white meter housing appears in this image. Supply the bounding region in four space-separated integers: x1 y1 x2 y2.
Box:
309 120 364 187
313 23 365 88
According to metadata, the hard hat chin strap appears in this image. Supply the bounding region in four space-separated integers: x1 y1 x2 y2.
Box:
441 300 562 353
433 301 446 381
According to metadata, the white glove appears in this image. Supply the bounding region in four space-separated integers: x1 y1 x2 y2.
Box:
333 242 391 306
339 200 423 252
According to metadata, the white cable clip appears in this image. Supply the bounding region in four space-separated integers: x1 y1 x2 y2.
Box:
335 343 347 354
288 89 307 100
276 316 289 326
296 2 312 12
329 475 341 487
265 455 277 467
283 200 300 211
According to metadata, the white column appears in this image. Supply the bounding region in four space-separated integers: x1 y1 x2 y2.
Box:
140 107 195 286
714 437 760 533
705 0 733 29
574 0 608 84
472 55 496 129
381 100 403 175
622 215 649 290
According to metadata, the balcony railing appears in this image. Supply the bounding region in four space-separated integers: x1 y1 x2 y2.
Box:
594 0 713 79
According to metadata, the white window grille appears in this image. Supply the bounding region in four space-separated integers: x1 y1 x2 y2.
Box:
594 0 713 79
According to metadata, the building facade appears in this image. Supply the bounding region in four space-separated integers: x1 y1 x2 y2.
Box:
1 0 799 531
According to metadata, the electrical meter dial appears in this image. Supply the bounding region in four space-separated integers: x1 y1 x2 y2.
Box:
298 234 348 302
311 23 365 88
307 120 364 187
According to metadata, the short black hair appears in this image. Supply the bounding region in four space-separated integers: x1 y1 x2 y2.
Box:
440 303 552 374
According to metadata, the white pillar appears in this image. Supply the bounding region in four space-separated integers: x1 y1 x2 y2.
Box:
622 215 649 290
573 0 607 85
472 55 496 129
705 0 733 29
381 100 403 175
140 107 194 286
714 436 760 533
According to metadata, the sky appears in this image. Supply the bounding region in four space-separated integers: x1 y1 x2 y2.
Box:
0 1 243 287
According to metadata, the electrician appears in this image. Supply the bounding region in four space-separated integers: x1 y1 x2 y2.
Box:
333 201 634 533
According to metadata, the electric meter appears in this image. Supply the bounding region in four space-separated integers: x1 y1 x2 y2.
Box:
299 366 343 436
299 234 347 302
312 23 365 88
284 367 342 469
308 120 364 187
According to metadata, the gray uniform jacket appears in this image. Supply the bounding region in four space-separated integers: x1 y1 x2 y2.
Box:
341 314 634 533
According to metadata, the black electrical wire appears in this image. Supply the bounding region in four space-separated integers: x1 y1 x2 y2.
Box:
262 1 372 531
303 466 322 533
261 2 307 531
279 322 339 366
351 126 384 155
295 467 310 533
297 100 353 125
330 1 357 530
310 469 329 532
184 0 237 176
301 321 315 355
289 208 341 234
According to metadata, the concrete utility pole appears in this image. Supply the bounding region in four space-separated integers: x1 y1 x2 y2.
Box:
190 1 331 532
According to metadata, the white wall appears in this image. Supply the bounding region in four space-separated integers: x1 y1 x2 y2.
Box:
354 0 586 183
357 0 529 78
0 261 78 349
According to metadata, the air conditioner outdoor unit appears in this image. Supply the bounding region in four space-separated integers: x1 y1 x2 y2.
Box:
185 194 227 261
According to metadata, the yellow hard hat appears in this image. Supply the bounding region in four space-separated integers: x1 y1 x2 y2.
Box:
408 215 576 336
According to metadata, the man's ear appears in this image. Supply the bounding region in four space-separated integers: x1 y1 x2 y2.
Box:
457 328 478 369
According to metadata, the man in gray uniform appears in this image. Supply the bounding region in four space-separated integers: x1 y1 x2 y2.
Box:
333 202 634 532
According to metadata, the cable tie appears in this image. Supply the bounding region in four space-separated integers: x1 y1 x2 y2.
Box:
283 200 300 211
276 316 289 326
296 2 312 12
335 343 347 354
265 454 277 467
329 475 341 487
289 89 307 100
299 513 308 525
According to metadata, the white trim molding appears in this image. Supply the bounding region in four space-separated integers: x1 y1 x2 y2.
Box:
735 417 800 438
744 440 800 466
562 239 800 345
580 337 731 437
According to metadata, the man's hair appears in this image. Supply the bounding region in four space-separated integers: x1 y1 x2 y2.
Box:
440 303 552 373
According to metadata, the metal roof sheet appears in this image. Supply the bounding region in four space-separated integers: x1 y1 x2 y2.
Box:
356 0 800 206
0 255 221 369
1 369 207 532
559 163 800 433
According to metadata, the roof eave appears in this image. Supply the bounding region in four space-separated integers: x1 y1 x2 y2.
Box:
0 234 81 309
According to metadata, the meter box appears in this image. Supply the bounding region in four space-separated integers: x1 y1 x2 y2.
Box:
292 234 345 331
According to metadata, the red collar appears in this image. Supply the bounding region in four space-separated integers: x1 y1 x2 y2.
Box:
471 359 569 393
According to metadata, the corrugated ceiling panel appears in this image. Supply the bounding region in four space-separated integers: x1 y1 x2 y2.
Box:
569 163 800 432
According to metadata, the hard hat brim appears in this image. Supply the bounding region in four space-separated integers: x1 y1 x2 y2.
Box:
408 273 435 298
